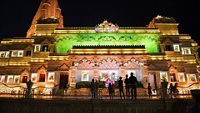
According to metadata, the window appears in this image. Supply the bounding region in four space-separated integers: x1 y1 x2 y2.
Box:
182 47 191 54
18 50 24 57
42 45 49 52
39 74 45 82
99 70 119 82
165 45 172 51
11 50 24 57
160 72 168 81
5 51 9 58
169 73 176 82
26 51 32 56
0 76 5 82
188 74 196 82
178 73 185 82
173 44 180 52
7 75 14 83
0 51 9 58
11 51 18 57
81 71 89 81
0 52 5 58
14 76 20 83
48 72 55 82
34 45 41 52
22 76 28 83
31 73 37 82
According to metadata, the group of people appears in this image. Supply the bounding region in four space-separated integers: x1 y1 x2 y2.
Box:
90 72 138 100
108 72 138 100
169 83 178 99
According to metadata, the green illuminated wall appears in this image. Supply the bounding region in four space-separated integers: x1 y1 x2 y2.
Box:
55 33 160 53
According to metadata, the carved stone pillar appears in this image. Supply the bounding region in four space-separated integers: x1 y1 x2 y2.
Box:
120 68 126 80
143 65 149 88
93 67 99 81
69 66 77 88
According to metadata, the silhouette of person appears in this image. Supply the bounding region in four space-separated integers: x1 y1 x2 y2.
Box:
25 80 33 98
112 83 115 97
169 83 173 99
118 77 125 99
147 83 152 99
129 72 138 100
124 74 130 98
169 83 178 99
174 83 178 97
108 83 113 99
94 80 99 99
90 79 95 99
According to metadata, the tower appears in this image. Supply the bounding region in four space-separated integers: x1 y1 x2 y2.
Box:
26 0 63 38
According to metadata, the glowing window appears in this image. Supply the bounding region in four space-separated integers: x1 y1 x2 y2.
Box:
5 51 10 58
34 45 41 52
181 47 191 54
18 50 24 57
99 70 119 82
0 52 5 58
173 44 180 52
160 72 168 81
48 72 55 82
81 71 89 81
188 74 196 82
7 75 14 83
14 76 20 83
0 76 5 82
31 73 37 82
11 51 18 57
178 73 185 82
169 73 176 82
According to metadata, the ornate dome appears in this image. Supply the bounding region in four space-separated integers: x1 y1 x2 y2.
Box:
95 20 119 33
153 15 176 23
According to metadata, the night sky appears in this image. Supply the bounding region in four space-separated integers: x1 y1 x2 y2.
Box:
0 0 199 43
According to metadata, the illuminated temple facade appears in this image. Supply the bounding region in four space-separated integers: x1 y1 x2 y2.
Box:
0 0 199 94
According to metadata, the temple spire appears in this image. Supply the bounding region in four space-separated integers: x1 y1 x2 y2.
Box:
26 0 63 38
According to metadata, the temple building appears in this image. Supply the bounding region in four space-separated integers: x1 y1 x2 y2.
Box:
0 0 199 95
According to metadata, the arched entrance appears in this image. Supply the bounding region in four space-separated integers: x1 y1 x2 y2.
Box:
59 72 69 89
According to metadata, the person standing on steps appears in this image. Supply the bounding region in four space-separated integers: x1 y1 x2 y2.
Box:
90 79 95 99
94 80 99 99
118 77 125 99
129 72 138 100
148 83 152 99
124 74 130 99
108 83 113 99
169 83 173 99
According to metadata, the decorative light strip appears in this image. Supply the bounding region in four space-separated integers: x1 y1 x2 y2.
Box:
9 62 29 66
0 63 8 66
31 56 68 62
179 36 191 40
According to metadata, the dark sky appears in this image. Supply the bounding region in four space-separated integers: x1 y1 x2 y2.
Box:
0 0 199 43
